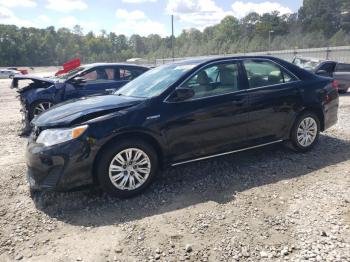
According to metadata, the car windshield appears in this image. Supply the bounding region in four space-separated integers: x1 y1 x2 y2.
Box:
57 67 86 80
115 63 197 98
293 58 320 71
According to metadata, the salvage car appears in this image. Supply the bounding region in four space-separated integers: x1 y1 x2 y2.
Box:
11 63 149 134
293 56 350 93
27 56 339 198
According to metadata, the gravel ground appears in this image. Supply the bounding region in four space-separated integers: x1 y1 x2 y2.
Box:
0 78 349 262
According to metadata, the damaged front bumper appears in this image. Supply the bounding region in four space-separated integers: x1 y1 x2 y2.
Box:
26 132 95 191
18 96 31 136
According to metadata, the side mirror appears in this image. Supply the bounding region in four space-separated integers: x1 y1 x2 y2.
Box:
172 87 194 102
70 76 86 85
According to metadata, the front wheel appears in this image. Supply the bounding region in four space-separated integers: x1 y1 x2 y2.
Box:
96 139 158 198
29 101 54 121
290 112 320 152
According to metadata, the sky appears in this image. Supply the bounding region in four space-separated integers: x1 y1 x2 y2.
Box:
0 0 303 36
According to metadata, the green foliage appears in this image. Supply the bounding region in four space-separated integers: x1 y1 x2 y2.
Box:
0 0 349 66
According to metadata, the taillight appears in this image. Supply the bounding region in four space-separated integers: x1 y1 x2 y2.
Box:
332 80 339 91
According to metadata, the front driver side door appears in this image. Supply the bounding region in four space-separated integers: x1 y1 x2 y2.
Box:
161 60 250 163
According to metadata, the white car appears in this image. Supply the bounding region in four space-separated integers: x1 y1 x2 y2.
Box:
0 69 20 79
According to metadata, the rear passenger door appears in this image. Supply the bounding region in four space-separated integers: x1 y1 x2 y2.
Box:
243 59 302 144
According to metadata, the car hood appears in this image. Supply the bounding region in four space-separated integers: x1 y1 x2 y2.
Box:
11 75 57 88
32 95 145 127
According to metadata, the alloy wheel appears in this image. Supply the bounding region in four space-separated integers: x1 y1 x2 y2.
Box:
108 148 151 191
297 117 318 147
33 102 53 117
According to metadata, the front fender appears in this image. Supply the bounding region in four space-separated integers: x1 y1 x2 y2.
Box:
20 85 59 108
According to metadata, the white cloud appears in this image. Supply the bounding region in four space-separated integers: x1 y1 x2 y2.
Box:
0 6 36 27
0 0 36 8
166 0 233 28
38 15 51 24
46 0 88 13
114 9 167 36
231 1 292 18
122 0 156 3
116 9 146 20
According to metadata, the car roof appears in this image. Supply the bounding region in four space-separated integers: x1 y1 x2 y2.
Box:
169 55 290 66
83 63 149 69
169 55 316 81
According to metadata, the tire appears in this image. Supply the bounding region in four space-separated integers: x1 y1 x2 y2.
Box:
28 101 54 121
96 139 158 198
290 112 320 152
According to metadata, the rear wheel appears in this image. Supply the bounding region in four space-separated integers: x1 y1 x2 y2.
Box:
290 112 320 152
96 139 158 198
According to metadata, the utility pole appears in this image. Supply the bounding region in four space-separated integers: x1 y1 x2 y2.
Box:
171 15 174 61
268 30 274 53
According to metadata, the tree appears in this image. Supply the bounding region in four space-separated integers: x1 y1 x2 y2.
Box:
0 0 348 66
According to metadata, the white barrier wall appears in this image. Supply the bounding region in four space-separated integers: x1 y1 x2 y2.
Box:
155 46 350 66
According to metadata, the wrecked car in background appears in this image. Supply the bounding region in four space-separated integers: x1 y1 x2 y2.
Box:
11 63 149 135
293 56 350 94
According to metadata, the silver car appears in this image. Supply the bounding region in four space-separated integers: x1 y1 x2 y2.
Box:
0 69 20 79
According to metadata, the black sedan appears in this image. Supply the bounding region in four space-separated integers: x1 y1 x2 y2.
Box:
27 56 339 197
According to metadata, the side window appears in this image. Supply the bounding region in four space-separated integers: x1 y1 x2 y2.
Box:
318 62 336 73
105 68 115 80
80 70 98 81
118 67 146 81
243 60 295 89
130 68 147 79
183 62 241 99
335 63 350 72
79 67 115 82
119 68 132 80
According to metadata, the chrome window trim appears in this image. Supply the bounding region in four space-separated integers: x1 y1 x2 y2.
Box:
171 140 283 166
164 57 300 103
244 80 301 91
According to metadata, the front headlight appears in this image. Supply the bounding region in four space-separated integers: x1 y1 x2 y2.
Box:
36 125 88 147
